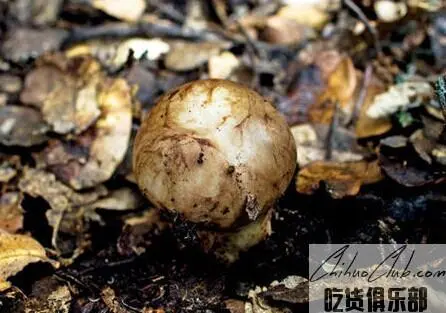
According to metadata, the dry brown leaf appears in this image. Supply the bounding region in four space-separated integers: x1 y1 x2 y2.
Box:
67 78 132 189
355 76 392 138
19 168 107 232
0 192 24 233
0 74 22 94
291 123 364 167
277 4 330 30
90 187 143 211
20 54 102 134
261 16 312 45
92 0 146 22
0 154 19 183
165 41 227 72
22 54 133 189
324 56 358 107
208 51 241 79
0 231 57 292
0 105 49 146
25 284 71 313
118 209 166 256
1 28 68 63
282 50 356 125
309 56 357 124
379 154 444 187
24 278 72 313
296 160 383 198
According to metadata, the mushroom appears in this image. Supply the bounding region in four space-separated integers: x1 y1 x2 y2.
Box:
133 79 297 262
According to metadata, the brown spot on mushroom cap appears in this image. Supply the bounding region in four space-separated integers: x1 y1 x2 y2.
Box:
133 79 296 230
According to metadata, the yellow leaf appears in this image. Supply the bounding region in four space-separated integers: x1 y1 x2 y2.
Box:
0 231 57 291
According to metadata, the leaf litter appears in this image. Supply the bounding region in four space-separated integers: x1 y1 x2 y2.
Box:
0 1 446 312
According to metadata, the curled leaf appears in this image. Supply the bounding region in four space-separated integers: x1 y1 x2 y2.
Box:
0 231 57 292
366 81 433 119
296 160 383 198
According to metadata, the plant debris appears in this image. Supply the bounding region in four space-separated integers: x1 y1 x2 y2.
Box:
1 0 446 312
0 231 58 292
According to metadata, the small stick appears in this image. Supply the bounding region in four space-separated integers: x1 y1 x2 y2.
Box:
325 101 340 161
346 63 373 127
344 0 382 56
237 22 260 90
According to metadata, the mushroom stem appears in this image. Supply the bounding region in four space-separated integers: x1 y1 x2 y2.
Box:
198 209 273 263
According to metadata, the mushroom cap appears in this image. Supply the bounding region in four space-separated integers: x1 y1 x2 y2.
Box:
133 79 296 229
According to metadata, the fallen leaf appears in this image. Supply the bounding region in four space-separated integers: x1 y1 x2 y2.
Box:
408 0 443 11
0 154 19 183
10 0 63 25
92 0 146 22
291 123 364 167
22 53 133 189
117 209 166 256
409 129 434 164
277 4 330 29
18 168 107 240
296 160 383 198
0 192 24 233
113 38 170 67
317 56 358 110
355 76 393 138
24 277 71 313
380 135 408 149
67 77 132 189
21 54 102 134
0 105 49 146
165 41 227 72
1 28 68 63
281 50 356 125
379 155 444 187
261 16 313 45
0 231 57 292
208 51 241 79
366 81 433 119
90 187 143 211
432 145 446 166
374 1 407 22
0 75 22 94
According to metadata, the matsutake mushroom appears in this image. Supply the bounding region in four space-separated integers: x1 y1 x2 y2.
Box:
133 79 296 262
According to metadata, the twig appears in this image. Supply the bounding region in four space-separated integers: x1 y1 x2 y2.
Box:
325 101 340 161
237 22 259 89
66 22 218 46
343 0 382 56
51 208 65 251
120 297 143 313
147 0 185 24
54 271 99 295
79 257 136 275
346 63 373 127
